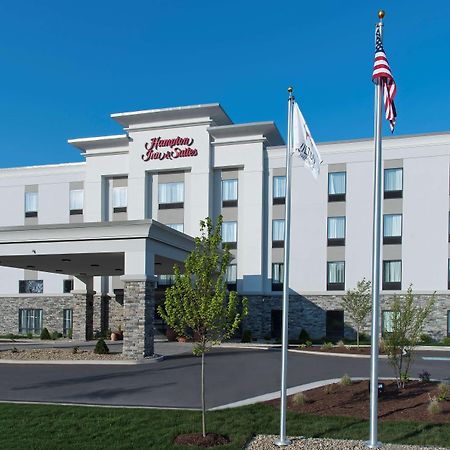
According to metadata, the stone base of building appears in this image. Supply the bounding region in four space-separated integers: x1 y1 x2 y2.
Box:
243 292 449 342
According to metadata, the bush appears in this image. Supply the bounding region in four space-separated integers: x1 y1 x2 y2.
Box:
305 340 313 347
241 330 252 343
40 328 51 340
336 340 346 349
292 392 307 405
324 384 334 395
263 335 271 341
11 347 19 354
72 346 79 354
437 382 450 401
340 374 352 386
321 342 333 350
51 331 62 340
420 333 435 344
67 328 73 339
298 329 310 344
428 396 442 415
441 337 450 346
94 339 109 354
26 332 33 339
418 371 431 383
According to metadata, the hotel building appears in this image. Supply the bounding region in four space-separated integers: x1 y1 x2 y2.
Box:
0 103 449 357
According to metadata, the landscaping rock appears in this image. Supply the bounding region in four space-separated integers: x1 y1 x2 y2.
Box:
245 436 447 450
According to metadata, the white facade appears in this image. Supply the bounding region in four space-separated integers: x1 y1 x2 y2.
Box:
0 103 449 340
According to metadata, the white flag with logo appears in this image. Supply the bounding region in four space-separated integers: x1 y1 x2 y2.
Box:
292 102 322 179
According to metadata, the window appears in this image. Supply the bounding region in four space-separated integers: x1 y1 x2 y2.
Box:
272 219 285 247
382 310 394 334
112 186 127 213
157 275 176 286
328 172 346 202
25 191 38 217
327 217 346 246
272 263 284 291
384 168 403 198
69 189 84 215
63 309 73 337
222 221 237 248
19 309 43 335
167 223 184 232
222 179 238 207
273 176 286 204
383 214 402 244
327 261 345 290
19 280 43 294
383 260 402 290
158 182 184 209
63 279 74 294
225 264 237 291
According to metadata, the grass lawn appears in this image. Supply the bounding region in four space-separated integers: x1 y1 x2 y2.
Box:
0 402 449 449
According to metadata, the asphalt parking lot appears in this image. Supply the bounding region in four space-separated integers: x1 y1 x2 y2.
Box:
0 345 449 409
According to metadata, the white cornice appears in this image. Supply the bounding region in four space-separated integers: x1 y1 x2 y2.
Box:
68 134 130 151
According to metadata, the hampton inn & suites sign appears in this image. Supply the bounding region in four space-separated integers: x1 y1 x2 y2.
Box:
142 136 198 161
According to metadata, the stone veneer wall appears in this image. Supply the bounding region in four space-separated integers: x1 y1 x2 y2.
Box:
244 293 450 341
109 295 124 333
122 280 154 358
72 292 94 340
0 295 74 335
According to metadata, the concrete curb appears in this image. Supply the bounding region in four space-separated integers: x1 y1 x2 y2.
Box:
0 355 165 365
288 349 388 359
210 377 399 411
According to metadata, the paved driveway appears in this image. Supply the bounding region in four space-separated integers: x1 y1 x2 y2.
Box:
0 347 449 409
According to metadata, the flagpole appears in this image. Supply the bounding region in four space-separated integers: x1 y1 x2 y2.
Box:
367 10 385 449
275 87 294 447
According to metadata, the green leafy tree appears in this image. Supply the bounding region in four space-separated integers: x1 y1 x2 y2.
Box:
382 286 435 389
341 278 371 348
158 215 248 437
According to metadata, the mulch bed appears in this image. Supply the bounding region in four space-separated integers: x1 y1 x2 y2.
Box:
174 433 230 448
293 345 381 355
268 380 450 423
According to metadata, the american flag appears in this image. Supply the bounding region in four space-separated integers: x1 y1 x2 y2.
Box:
372 24 397 132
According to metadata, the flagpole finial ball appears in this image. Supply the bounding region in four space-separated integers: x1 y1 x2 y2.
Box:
378 10 385 19
288 87 293 94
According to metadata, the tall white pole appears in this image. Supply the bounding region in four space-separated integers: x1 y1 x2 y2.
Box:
275 87 294 447
367 11 384 450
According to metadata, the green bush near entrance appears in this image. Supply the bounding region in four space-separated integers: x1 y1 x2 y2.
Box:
94 339 109 354
39 328 51 340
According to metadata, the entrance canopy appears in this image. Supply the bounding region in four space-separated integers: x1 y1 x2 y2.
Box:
0 220 194 280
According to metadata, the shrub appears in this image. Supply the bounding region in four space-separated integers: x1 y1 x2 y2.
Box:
292 392 307 405
40 328 51 340
418 371 431 383
340 374 352 386
428 396 442 415
241 330 252 343
420 333 435 344
324 384 334 395
51 331 62 340
437 382 450 401
72 346 79 354
336 340 346 349
400 372 410 385
305 340 313 347
298 329 310 344
321 342 333 350
67 328 73 339
441 337 450 346
26 332 33 339
10 347 18 354
263 335 271 341
297 344 306 349
94 338 109 354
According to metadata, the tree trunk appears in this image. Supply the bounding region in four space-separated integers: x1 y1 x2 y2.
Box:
201 349 206 438
356 327 360 349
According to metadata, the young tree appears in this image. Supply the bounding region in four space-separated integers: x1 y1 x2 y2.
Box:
382 286 435 389
157 215 248 438
341 278 371 348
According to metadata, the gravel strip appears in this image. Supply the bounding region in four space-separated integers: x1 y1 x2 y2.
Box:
0 348 127 361
245 436 448 450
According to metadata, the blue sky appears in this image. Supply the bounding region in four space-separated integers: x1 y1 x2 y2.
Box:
0 1 449 168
